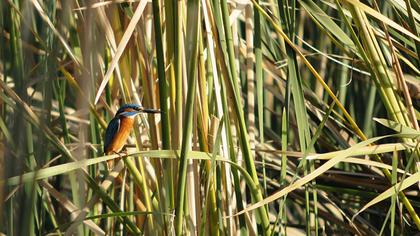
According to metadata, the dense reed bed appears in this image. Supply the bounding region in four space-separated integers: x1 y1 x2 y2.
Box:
1 0 419 235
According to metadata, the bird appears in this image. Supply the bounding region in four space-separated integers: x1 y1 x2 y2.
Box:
104 104 160 169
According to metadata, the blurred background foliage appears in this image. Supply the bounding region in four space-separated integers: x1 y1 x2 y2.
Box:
0 0 419 235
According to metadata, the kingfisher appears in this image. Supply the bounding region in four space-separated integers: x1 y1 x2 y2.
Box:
104 104 160 168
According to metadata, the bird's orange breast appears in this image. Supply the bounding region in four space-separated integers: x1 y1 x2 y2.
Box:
105 117 135 154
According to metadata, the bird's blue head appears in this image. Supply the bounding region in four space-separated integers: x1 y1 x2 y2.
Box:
116 104 160 118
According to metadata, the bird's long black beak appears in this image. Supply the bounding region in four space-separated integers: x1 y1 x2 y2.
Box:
138 108 161 114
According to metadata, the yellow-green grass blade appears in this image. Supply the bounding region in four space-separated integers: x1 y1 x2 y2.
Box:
374 118 420 136
353 169 420 220
93 0 147 104
228 133 419 218
299 0 357 53
174 1 201 233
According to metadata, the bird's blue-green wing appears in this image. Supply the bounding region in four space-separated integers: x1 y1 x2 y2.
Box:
104 117 120 153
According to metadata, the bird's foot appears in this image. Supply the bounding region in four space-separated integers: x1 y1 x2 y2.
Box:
121 150 128 157
107 151 121 170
